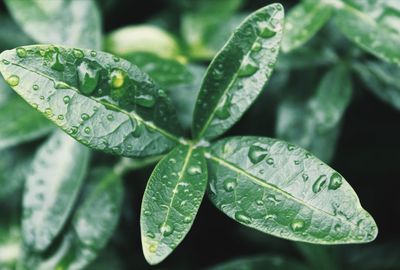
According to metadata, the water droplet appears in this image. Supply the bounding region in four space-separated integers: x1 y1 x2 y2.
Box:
69 126 78 135
51 52 65 72
294 160 300 165
287 144 295 151
16 47 27 58
54 81 70 89
135 94 155 108
251 42 262 52
144 210 151 216
290 220 305 232
238 60 259 77
258 22 277 38
266 158 274 165
131 119 143 137
6 75 19 86
77 60 100 95
32 84 39 91
113 56 120 62
256 200 264 206
84 127 91 134
215 95 231 120
110 68 125 89
183 216 192 223
32 103 38 109
90 50 97 57
328 173 342 190
235 211 252 224
105 114 114 121
57 114 64 120
2 59 10 65
159 223 174 237
63 96 71 104
187 165 202 176
302 174 309 181
312 175 327 193
73 48 84 58
81 113 90 121
146 232 155 239
334 224 341 232
44 108 53 117
169 158 176 164
157 89 167 98
148 244 157 253
248 145 268 164
223 178 237 192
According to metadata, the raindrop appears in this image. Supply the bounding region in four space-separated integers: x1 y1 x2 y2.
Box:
266 157 274 165
107 114 114 121
146 232 155 239
77 60 100 95
16 47 27 58
84 127 91 134
302 174 309 181
144 210 151 216
251 42 262 52
183 216 192 223
159 223 174 237
51 52 65 72
6 75 19 86
81 113 90 121
223 178 237 192
57 114 64 120
110 68 125 89
215 95 231 120
187 165 202 176
113 56 120 62
258 22 277 38
169 158 176 164
148 244 157 253
135 94 156 108
33 84 39 91
312 175 327 193
44 108 53 117
73 48 84 58
54 81 69 89
235 211 252 224
256 200 264 206
328 173 342 190
238 60 259 77
2 59 10 65
290 220 305 232
63 96 71 104
248 145 268 164
287 144 295 151
90 50 97 57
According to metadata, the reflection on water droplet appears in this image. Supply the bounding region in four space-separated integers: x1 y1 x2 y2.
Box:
146 232 155 239
6 75 19 86
73 48 84 58
328 173 342 190
266 157 274 165
63 96 71 104
312 175 327 193
258 22 277 38
90 50 97 57
159 223 174 237
84 127 91 134
2 59 10 65
235 211 252 224
33 84 39 91
16 47 27 58
238 60 259 77
251 42 262 52
135 94 155 108
183 216 192 223
110 68 125 89
77 60 100 95
287 144 295 151
223 178 237 192
215 95 231 120
148 244 157 253
248 145 268 164
290 220 305 232
187 165 202 176
302 174 309 181
81 113 90 121
51 52 65 72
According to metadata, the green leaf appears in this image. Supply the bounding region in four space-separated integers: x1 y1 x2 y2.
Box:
105 25 183 60
208 255 307 270
181 0 243 60
0 223 22 268
295 242 340 270
207 136 378 244
141 145 207 265
0 45 182 157
0 94 53 150
282 0 333 52
124 52 193 88
22 130 90 251
0 15 33 51
276 64 352 162
334 4 400 64
353 61 400 110
4 0 101 49
192 4 284 140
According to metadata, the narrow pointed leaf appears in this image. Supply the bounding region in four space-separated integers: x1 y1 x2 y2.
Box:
353 61 400 110
22 130 90 251
141 145 207 265
208 255 307 270
192 4 284 140
0 45 182 157
207 136 378 244
4 0 101 49
0 94 53 150
276 64 352 162
282 1 333 52
334 4 400 64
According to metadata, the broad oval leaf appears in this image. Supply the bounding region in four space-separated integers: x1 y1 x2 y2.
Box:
141 145 207 265
0 45 182 157
22 130 90 251
334 4 400 64
192 3 284 140
207 136 378 244
4 0 101 49
0 94 53 150
282 1 333 52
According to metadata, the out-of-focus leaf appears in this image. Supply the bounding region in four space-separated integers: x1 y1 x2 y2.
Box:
207 255 308 270
207 136 377 244
334 4 400 64
181 0 243 59
192 4 284 140
124 52 193 88
276 64 352 162
0 223 22 269
0 15 33 51
141 145 207 265
295 242 340 270
282 0 333 52
0 45 182 157
22 130 90 251
105 25 183 60
4 0 101 49
353 61 400 110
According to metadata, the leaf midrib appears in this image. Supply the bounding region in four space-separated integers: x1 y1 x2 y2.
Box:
207 153 360 229
8 61 181 144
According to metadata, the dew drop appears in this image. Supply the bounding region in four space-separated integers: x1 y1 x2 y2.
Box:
256 200 264 206
144 210 151 216
54 81 70 89
302 174 309 182
135 94 156 108
2 59 10 65
90 50 97 57
81 113 90 121
266 157 274 165
215 95 231 120
6 75 19 86
51 52 65 72
169 158 176 164
107 114 114 121
290 220 305 232
73 48 84 58
248 145 268 164
113 56 120 62
32 84 39 91
148 244 157 253
16 47 27 58
235 211 252 224
110 68 125 89
312 175 327 193
63 96 71 104
223 178 237 192
159 223 174 237
238 61 259 77
84 127 91 134
251 42 262 52
77 60 100 95
187 165 202 176
328 173 342 190
287 144 295 151
183 216 192 223
44 108 53 116
57 114 64 120
258 22 277 38
334 224 341 232
146 232 155 239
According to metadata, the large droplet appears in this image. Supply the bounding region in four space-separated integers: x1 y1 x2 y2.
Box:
238 60 259 77
235 211 252 224
312 175 327 193
110 68 125 89
223 178 237 192
290 220 305 232
51 52 65 72
187 165 202 176
215 95 231 120
159 223 174 237
77 60 100 95
248 145 268 164
131 119 143 138
328 173 342 190
73 48 84 59
258 22 277 38
16 47 27 58
148 244 157 253
6 75 19 86
135 94 156 108
81 113 90 121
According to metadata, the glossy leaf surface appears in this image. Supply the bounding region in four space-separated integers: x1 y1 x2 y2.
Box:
207 136 377 244
335 4 400 64
4 0 101 49
0 45 182 157
141 145 207 265
276 65 352 162
282 1 333 52
22 130 89 251
192 4 284 140
353 61 400 110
